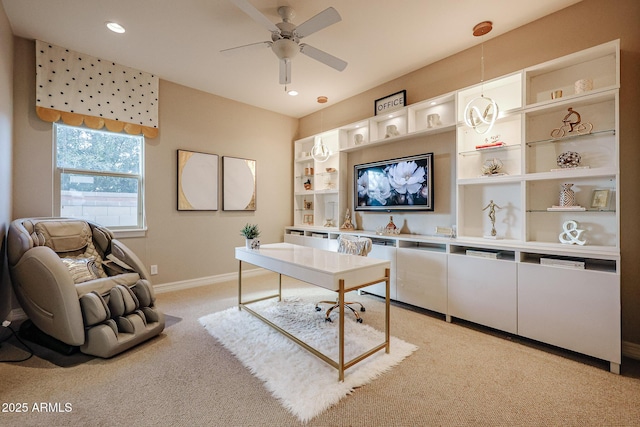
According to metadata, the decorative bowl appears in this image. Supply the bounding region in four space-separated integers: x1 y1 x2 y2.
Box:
557 151 581 168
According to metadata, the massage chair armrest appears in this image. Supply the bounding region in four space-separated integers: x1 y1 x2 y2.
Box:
10 246 85 345
110 239 151 281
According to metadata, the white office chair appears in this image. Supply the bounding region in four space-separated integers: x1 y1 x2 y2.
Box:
315 234 373 323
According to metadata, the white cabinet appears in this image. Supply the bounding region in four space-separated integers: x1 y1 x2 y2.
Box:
287 40 622 372
360 237 397 300
447 250 518 334
518 261 620 373
396 242 447 314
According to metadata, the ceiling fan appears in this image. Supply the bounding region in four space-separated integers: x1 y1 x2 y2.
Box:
222 0 348 85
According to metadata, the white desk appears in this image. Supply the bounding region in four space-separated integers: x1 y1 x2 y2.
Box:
235 242 391 381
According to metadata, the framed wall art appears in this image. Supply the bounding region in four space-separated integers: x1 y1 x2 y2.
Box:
223 156 257 211
177 149 219 211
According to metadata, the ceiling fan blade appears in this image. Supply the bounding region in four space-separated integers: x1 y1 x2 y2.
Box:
279 59 291 85
294 7 342 39
300 44 347 72
229 0 280 35
220 41 272 56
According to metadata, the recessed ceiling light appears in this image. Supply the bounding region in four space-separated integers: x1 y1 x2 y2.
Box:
431 101 437 105
287 90 299 96
106 22 126 34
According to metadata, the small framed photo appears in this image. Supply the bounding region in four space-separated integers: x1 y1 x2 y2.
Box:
591 189 611 210
303 214 314 225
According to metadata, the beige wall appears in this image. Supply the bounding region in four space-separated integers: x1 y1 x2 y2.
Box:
11 37 298 285
299 0 640 347
0 3 14 321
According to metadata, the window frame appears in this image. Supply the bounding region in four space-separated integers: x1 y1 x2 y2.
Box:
53 123 146 236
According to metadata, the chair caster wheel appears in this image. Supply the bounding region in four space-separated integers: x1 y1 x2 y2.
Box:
315 307 321 311
325 317 332 323
360 307 366 312
356 318 363 323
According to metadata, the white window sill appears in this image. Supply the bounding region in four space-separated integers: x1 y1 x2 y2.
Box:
112 228 147 239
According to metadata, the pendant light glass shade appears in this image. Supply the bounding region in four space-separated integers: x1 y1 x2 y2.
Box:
311 136 330 162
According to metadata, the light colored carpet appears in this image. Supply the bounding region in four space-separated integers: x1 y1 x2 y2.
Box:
1 273 640 426
199 290 417 422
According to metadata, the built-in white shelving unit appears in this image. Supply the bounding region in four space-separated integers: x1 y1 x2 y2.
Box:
287 40 621 373
294 130 347 228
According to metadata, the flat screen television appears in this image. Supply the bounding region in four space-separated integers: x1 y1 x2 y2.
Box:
355 153 434 212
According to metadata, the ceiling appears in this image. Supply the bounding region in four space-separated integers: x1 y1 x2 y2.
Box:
2 0 582 118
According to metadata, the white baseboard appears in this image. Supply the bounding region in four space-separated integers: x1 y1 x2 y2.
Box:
622 340 640 361
153 268 270 294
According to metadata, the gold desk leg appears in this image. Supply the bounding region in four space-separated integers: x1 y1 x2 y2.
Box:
238 260 242 310
278 273 282 302
385 267 390 353
339 278 345 382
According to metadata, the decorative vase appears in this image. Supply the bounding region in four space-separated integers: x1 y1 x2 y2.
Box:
559 183 576 207
245 239 254 249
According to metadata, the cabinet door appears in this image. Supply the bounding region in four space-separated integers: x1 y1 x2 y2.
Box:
518 263 620 364
362 243 397 299
447 254 517 334
284 233 305 246
396 248 447 313
305 235 329 250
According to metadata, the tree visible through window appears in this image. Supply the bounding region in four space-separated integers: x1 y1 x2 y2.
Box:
54 124 144 230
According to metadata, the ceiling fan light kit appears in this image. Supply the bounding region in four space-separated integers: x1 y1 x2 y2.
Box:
464 20 499 135
225 0 347 85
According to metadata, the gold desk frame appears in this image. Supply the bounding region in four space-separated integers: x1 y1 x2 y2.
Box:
238 261 391 382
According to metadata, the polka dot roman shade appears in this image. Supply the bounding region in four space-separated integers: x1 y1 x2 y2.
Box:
35 40 159 138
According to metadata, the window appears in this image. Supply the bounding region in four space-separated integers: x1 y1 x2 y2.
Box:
54 124 145 231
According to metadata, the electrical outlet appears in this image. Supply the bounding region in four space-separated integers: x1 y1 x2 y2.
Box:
150 265 158 275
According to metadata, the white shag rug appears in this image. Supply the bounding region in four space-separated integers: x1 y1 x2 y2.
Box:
199 289 417 423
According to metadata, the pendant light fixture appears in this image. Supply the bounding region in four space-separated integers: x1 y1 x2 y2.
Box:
311 96 330 162
463 21 498 135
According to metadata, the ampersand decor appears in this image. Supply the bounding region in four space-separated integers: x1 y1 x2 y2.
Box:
558 220 586 245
